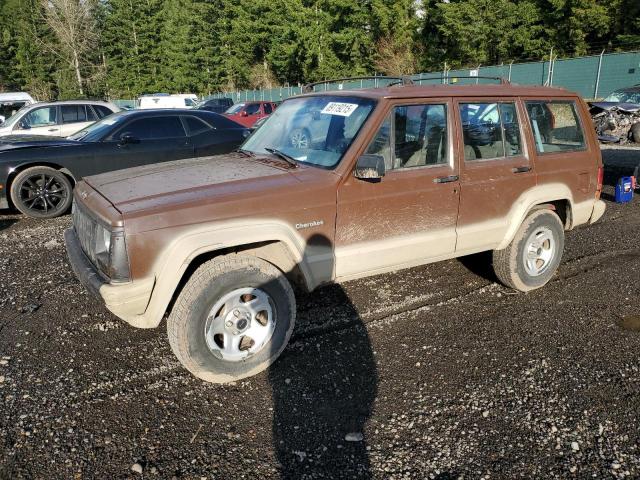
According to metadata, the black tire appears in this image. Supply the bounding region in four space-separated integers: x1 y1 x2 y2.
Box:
10 166 73 219
289 128 311 149
167 254 296 383
493 209 564 292
630 123 640 144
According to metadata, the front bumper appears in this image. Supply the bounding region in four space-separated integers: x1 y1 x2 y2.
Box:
64 228 155 328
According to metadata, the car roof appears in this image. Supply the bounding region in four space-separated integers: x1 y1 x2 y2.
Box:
295 83 575 100
0 92 34 102
27 100 115 107
614 86 640 93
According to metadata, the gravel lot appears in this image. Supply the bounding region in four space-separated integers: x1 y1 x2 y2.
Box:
1 148 640 479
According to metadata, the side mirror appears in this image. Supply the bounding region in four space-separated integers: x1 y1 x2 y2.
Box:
118 134 139 145
18 120 30 130
241 111 248 117
354 154 385 180
0 115 5 125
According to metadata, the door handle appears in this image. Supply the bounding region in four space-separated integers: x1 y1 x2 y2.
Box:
433 175 459 184
512 166 532 173
48 128 57 132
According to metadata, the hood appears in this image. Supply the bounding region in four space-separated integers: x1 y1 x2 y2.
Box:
589 102 640 113
84 153 301 214
0 135 81 152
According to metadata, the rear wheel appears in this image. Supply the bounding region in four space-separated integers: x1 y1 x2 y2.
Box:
167 254 296 383
493 209 564 292
10 166 73 219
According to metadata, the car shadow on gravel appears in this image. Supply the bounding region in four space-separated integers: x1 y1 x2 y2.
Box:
268 234 377 479
0 218 18 231
457 251 498 283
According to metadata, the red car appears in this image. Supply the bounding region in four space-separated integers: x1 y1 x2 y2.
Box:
224 101 277 127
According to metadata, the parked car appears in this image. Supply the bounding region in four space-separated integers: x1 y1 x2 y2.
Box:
224 101 277 127
138 94 198 109
589 85 640 144
0 109 249 218
65 79 605 384
0 100 119 138
197 98 234 114
0 92 35 124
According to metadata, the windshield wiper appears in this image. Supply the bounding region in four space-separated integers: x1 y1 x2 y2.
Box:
264 147 297 167
234 148 255 157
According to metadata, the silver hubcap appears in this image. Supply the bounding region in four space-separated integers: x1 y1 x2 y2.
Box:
290 130 309 148
523 226 556 277
204 288 275 362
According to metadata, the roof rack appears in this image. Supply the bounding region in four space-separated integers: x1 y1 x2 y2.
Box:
417 75 511 85
302 76 414 93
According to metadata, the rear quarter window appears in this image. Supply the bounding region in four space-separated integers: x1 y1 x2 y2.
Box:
525 100 586 154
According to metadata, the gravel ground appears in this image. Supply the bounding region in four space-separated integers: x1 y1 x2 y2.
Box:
1 149 640 479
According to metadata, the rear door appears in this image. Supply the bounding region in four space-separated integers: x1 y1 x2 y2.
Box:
335 98 460 279
454 98 536 253
60 104 94 136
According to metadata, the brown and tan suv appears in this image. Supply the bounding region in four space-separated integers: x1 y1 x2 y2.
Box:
65 78 606 383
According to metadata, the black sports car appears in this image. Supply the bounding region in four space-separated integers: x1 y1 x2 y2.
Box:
0 109 249 218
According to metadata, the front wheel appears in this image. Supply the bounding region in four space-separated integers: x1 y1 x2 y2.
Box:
167 254 296 383
493 209 565 292
10 166 73 219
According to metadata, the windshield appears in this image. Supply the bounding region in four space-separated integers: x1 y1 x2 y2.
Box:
0 102 29 123
241 95 376 168
1 103 32 127
67 112 122 141
225 103 245 114
604 90 640 104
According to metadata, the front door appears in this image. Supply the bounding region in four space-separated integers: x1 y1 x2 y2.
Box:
335 99 460 280
75 115 194 178
14 105 60 136
454 98 536 253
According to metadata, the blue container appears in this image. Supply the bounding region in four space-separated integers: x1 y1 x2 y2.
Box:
615 176 634 203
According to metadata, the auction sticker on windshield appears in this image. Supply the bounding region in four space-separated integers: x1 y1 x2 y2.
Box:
321 102 359 117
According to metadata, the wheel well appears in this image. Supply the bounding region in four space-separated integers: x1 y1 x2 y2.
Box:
531 199 571 229
5 163 76 208
164 240 307 320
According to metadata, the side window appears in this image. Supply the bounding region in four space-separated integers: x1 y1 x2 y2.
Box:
264 103 273 114
393 104 448 168
61 105 87 124
184 116 211 135
115 116 186 140
364 115 392 171
525 101 585 154
500 103 522 157
460 103 504 160
460 102 523 160
245 103 260 115
94 105 113 119
86 105 98 122
22 106 57 127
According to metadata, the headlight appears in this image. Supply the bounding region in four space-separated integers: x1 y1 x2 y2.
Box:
94 224 130 283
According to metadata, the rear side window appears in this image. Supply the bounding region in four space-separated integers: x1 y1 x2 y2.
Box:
460 102 522 160
525 101 585 154
245 103 260 115
61 105 87 124
94 105 114 118
115 116 186 140
183 116 211 135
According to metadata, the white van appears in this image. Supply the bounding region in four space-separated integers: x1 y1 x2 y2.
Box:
0 92 35 124
137 94 199 109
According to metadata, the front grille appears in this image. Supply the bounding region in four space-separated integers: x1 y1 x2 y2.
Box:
72 200 99 269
